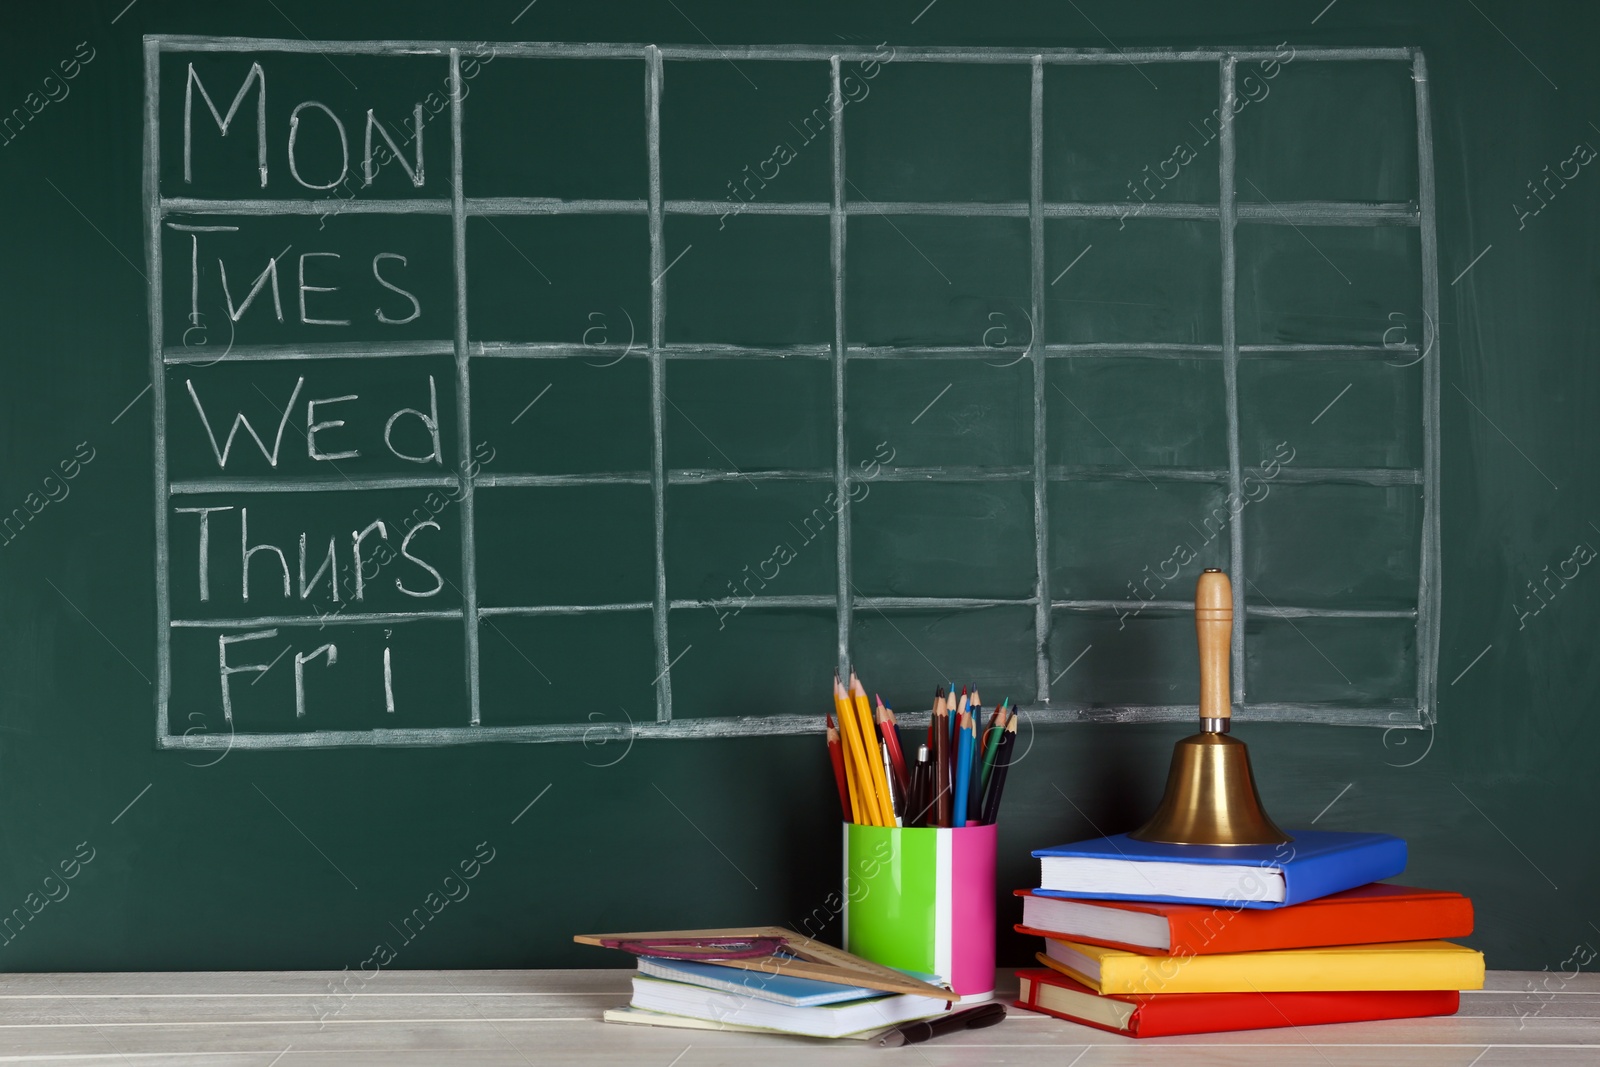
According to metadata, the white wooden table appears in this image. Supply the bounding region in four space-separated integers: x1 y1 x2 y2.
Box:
0 969 1591 1065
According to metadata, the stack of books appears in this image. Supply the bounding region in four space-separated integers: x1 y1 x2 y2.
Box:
601 953 955 1040
1011 830 1484 1038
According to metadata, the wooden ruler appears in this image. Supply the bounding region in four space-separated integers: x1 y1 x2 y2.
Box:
575 926 957 1001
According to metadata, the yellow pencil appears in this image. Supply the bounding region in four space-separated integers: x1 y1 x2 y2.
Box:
833 680 873 825
851 672 897 826
845 679 893 826
830 715 865 823
834 679 883 825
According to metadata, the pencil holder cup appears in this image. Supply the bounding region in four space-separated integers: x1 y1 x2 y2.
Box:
841 822 997 1002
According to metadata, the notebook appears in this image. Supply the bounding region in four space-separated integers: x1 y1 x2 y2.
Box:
1037 936 1485 995
1014 882 1474 955
1032 830 1406 908
602 1007 890 1040
629 973 951 1038
1014 968 1460 1038
637 955 888 1007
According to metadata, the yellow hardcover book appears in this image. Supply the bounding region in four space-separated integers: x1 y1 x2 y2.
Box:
1038 938 1485 996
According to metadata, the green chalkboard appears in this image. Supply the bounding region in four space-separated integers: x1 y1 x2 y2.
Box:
0 0 1595 979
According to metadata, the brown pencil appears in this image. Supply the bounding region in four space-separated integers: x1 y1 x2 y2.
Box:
933 695 951 827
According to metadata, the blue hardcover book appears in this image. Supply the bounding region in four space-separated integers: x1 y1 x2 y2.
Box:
1031 830 1406 910
636 956 897 1007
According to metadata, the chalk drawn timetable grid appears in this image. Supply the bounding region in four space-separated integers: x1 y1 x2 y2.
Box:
144 37 1441 748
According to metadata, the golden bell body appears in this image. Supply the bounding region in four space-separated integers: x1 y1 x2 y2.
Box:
1128 569 1292 847
1129 731 1290 846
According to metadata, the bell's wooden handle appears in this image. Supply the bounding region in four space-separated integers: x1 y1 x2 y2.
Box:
1196 568 1232 723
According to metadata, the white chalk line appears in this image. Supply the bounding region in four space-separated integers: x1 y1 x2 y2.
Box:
1311 382 1353 424
1050 644 1092 686
110 783 153 825
511 782 553 824
1451 643 1492 686
1311 782 1352 823
112 383 153 425
649 644 693 687
510 383 553 424
1050 244 1093 284
1450 244 1493 286
910 382 953 424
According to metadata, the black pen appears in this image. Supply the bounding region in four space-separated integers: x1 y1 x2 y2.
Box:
876 1003 1006 1047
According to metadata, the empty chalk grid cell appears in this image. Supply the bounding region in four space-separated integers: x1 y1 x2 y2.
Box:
664 216 833 346
476 613 659 728
847 359 1034 470
1244 616 1418 711
850 607 1039 708
665 481 839 603
660 59 833 203
1045 358 1228 470
1235 224 1422 346
1240 358 1423 470
1047 481 1230 602
1235 59 1419 204
462 56 647 201
1042 61 1222 204
846 216 1030 347
470 359 651 475
160 52 448 202
1048 611 1200 708
466 215 650 344
851 482 1036 600
1244 483 1422 611
160 213 454 349
665 360 834 472
474 485 655 608
166 356 460 482
1044 219 1222 345
146 39 1441 744
668 609 839 719
845 59 1030 203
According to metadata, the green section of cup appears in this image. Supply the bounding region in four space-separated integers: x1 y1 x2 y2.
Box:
843 823 937 975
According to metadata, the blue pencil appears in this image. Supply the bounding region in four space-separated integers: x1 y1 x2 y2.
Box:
952 710 973 828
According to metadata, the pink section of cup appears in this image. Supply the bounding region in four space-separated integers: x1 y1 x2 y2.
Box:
949 821 997 997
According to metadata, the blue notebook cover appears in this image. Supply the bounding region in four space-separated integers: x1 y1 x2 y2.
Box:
1031 830 1406 910
636 956 889 1007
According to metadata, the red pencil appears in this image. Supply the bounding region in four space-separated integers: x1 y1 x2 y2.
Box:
825 711 851 820
875 695 910 798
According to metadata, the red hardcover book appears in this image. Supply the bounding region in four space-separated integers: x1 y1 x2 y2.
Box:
1015 883 1474 956
1014 968 1460 1038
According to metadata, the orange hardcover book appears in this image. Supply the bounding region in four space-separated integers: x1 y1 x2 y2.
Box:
1015 883 1473 956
